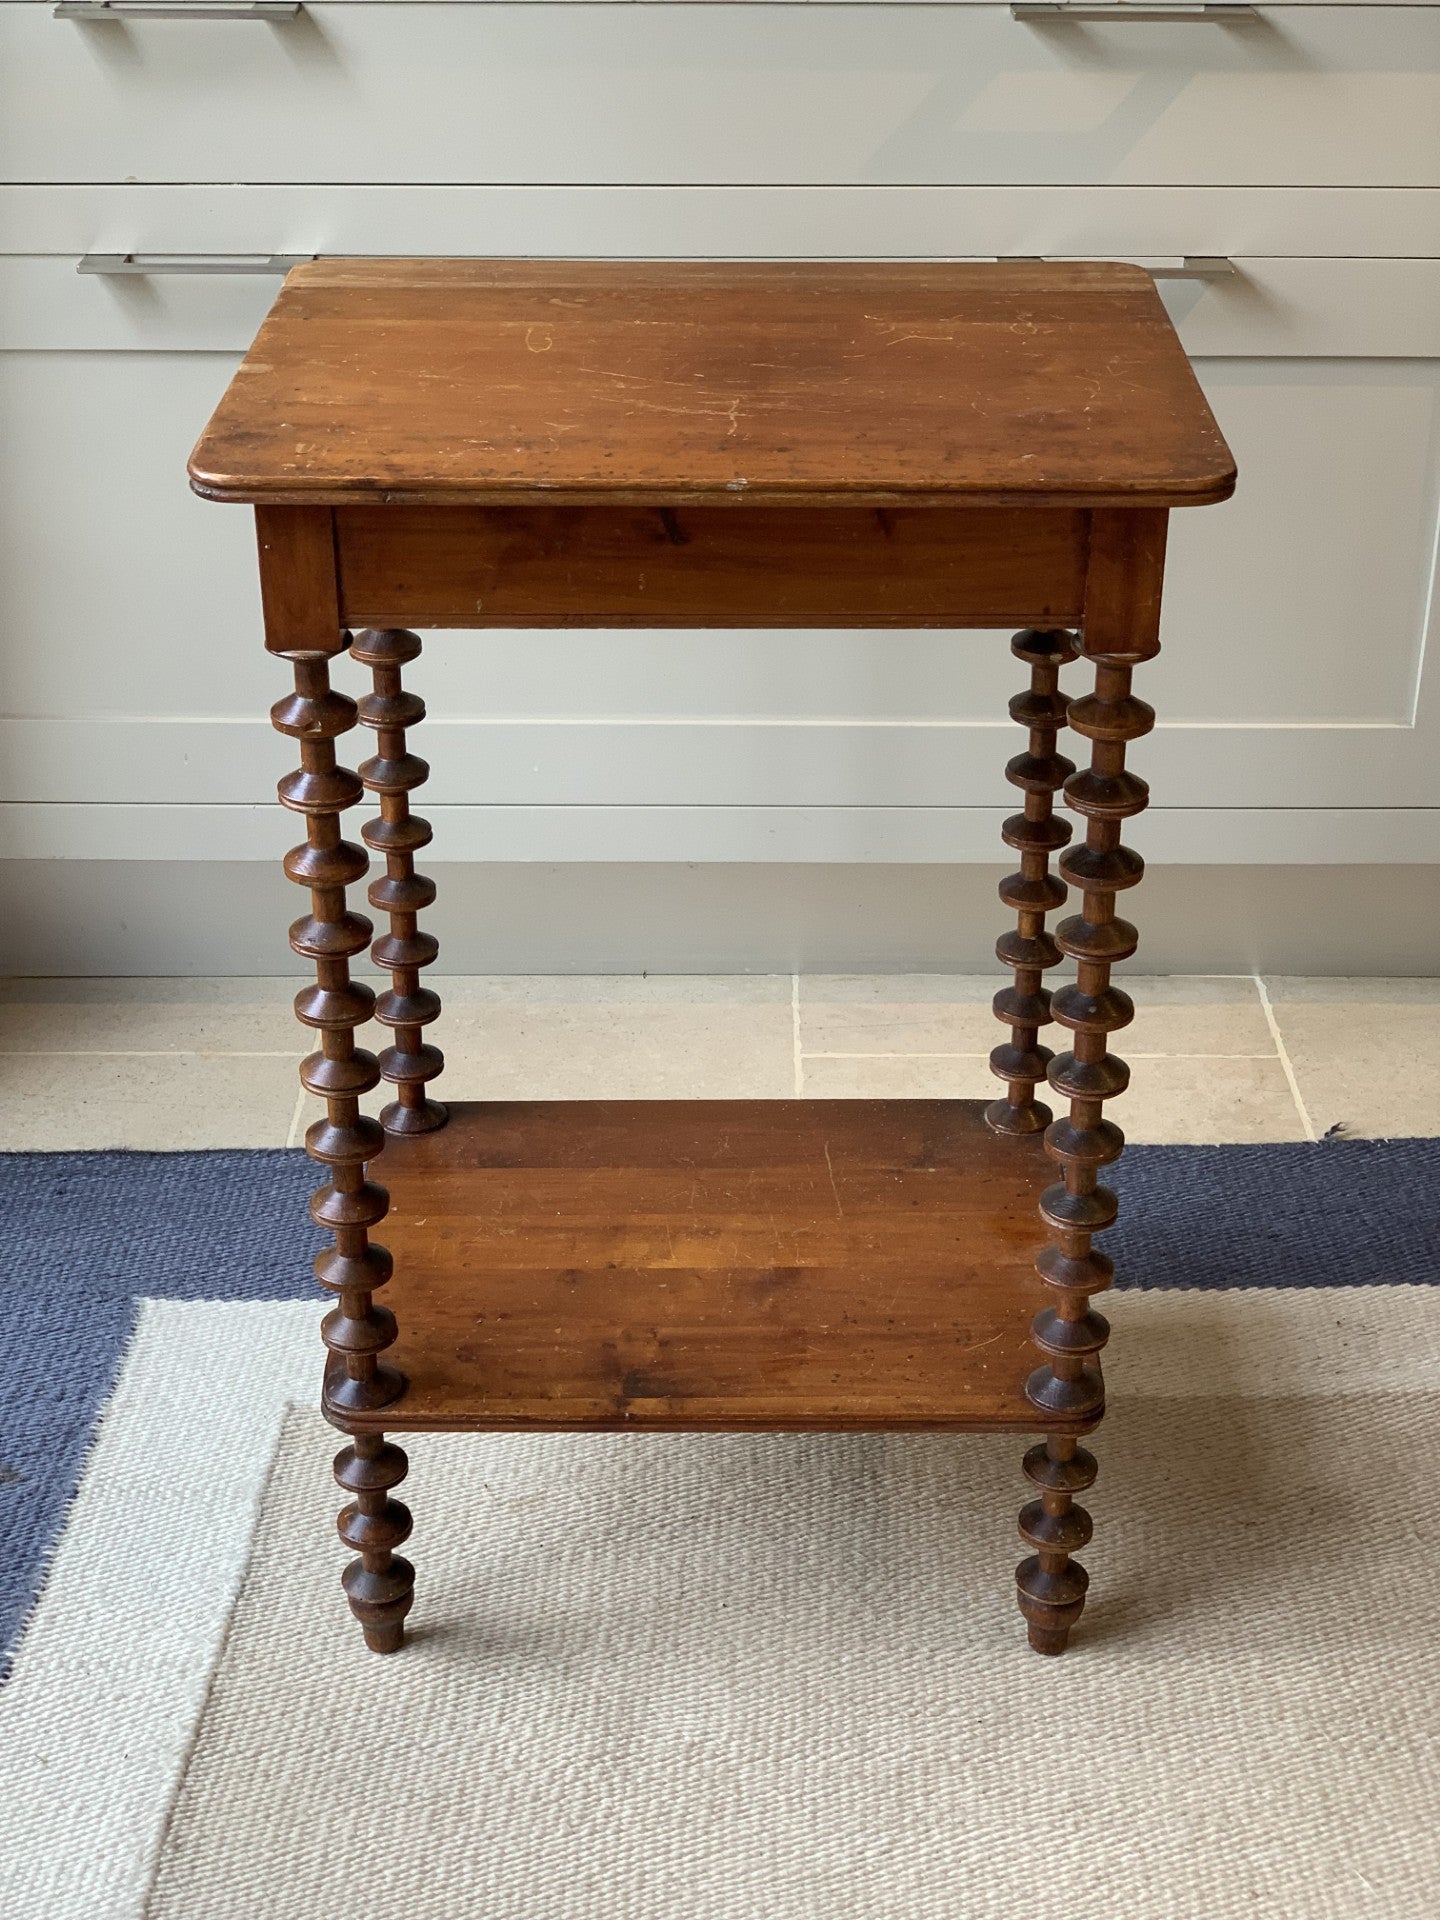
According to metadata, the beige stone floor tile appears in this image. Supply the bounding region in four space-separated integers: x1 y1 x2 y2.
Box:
800 1051 1305 1145
799 974 1270 1059
0 1052 301 1151
0 973 1352 1149
0 977 304 1054
1108 1055 1306 1145
425 974 791 1008
437 995 795 1099
296 988 795 1133
0 975 790 1057
1262 977 1440 1139
798 975 996 1056
1263 977 1440 1007
1122 976 1272 1056
800 1053 997 1101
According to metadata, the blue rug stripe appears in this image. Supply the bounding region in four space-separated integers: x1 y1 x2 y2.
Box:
0 1296 138 1681
2 1137 1437 1668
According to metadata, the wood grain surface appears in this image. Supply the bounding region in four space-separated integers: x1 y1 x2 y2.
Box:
191 259 1235 509
334 502 1090 628
323 1097 1098 1436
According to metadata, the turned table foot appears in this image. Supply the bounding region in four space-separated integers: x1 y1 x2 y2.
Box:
1016 1436 1096 1654
335 1432 415 1654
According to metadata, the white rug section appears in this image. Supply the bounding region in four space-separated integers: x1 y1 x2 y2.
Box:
0 1300 315 1920
148 1289 1440 1920
4 1288 1440 1920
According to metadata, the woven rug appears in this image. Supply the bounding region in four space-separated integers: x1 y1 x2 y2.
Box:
2 1141 1439 1918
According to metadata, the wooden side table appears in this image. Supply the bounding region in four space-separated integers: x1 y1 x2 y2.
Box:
190 260 1234 1657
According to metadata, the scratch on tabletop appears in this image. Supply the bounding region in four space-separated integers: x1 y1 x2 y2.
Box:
823 1141 845 1218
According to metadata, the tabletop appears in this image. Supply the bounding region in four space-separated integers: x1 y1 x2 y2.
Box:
188 258 1235 511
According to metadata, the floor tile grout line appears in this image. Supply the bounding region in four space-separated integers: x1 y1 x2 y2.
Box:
800 1050 1286 1062
0 1050 305 1059
1254 972 1318 1143
791 973 804 1098
284 1078 308 1152
788 970 1259 985
803 1051 994 1061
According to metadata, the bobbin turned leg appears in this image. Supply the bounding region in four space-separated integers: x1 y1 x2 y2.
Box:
272 639 414 1653
987 628 1079 1136
353 628 447 1137
1015 511 1166 1654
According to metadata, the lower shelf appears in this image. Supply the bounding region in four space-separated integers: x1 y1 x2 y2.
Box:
323 1098 1096 1436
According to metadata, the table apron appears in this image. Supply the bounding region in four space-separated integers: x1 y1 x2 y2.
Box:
332 503 1090 630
